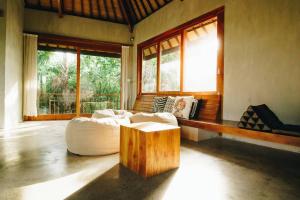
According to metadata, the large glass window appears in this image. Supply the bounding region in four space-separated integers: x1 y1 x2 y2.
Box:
159 35 181 91
80 52 121 114
138 9 223 95
184 20 218 92
142 44 157 93
37 50 77 114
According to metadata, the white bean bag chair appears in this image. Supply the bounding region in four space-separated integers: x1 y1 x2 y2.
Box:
130 112 178 126
92 109 133 119
65 117 130 156
92 109 115 119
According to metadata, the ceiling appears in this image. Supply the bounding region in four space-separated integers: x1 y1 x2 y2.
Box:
24 0 173 32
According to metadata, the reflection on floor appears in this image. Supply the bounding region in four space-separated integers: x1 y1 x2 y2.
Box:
0 121 300 200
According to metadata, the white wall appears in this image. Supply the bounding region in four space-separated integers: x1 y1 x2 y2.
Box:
0 0 24 129
132 0 300 125
24 8 131 44
0 0 6 128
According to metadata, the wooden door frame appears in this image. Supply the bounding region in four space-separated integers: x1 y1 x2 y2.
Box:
24 34 125 121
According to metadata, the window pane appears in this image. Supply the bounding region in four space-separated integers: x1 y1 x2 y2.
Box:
80 52 121 114
37 50 77 114
183 19 218 92
160 35 181 91
142 44 157 93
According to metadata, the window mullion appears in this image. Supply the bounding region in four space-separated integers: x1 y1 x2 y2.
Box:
180 30 185 94
76 48 81 117
156 42 161 93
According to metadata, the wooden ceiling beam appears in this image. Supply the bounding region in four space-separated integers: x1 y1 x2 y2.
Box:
153 0 160 7
50 0 53 9
127 0 139 22
111 0 118 22
139 0 150 15
145 0 154 12
71 0 75 13
132 0 144 18
103 0 110 20
89 0 93 17
118 0 134 32
57 0 63 18
96 0 102 18
80 0 84 16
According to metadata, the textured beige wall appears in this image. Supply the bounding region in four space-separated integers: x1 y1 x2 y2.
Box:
24 8 131 44
0 0 6 127
0 0 24 129
132 0 300 125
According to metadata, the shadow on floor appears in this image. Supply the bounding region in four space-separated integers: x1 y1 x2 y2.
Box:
66 164 178 200
182 138 300 183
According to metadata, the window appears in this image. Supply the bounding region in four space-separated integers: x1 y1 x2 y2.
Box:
184 20 218 92
142 44 157 93
138 7 224 95
160 35 181 91
37 50 77 114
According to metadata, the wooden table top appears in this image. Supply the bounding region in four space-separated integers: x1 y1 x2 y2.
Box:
121 122 180 133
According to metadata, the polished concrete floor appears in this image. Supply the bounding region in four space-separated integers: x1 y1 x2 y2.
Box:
0 121 300 200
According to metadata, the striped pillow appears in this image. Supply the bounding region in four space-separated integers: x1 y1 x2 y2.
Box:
163 96 176 113
153 96 168 113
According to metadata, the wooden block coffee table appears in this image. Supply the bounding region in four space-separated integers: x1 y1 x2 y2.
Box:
120 122 180 178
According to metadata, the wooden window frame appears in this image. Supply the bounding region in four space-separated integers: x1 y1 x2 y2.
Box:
137 6 224 97
25 33 129 121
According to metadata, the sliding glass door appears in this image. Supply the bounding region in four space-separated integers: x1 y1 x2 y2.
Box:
80 52 121 114
36 49 121 118
37 50 77 115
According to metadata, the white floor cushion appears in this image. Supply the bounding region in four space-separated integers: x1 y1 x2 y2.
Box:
130 112 178 126
92 109 133 119
65 117 130 156
92 109 115 119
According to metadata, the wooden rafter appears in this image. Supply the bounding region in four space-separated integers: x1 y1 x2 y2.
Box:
71 0 75 13
111 0 118 22
125 0 138 22
80 0 84 16
153 0 160 7
24 0 174 27
96 0 102 18
132 0 144 18
139 0 149 15
145 0 154 12
89 0 93 17
118 0 134 32
57 0 63 18
103 0 110 20
50 0 53 9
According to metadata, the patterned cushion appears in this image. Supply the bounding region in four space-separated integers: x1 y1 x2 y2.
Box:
152 96 168 113
238 105 272 131
163 96 176 113
189 99 203 120
172 96 194 119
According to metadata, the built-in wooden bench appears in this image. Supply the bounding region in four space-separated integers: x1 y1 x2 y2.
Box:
132 95 300 147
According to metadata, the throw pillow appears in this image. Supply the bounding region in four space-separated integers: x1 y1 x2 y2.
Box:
152 96 168 112
163 96 176 113
172 96 194 119
189 99 203 120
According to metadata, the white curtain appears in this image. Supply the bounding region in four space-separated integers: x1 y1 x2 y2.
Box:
121 46 132 110
23 34 38 116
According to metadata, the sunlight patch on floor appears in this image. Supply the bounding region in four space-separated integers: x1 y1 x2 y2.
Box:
1 156 118 200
